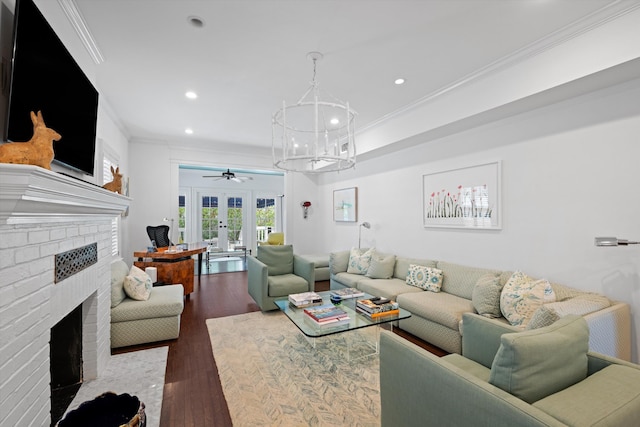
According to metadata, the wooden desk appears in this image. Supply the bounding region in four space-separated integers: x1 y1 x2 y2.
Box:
134 243 207 295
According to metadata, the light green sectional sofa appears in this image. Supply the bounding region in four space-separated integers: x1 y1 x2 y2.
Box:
110 260 184 348
379 314 640 427
329 250 631 359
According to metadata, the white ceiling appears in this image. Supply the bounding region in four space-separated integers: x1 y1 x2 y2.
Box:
66 0 634 153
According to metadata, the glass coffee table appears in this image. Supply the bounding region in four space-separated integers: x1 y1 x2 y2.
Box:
274 290 411 360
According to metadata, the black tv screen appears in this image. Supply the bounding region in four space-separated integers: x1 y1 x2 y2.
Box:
5 0 99 176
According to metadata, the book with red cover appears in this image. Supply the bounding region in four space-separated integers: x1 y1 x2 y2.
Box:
304 304 349 322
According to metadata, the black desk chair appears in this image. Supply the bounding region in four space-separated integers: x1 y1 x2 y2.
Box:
146 225 173 248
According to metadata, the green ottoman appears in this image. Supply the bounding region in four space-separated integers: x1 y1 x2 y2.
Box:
300 254 330 281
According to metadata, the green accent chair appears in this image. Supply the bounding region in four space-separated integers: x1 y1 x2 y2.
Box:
248 245 315 311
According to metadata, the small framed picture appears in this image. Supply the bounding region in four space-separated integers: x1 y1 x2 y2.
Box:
333 187 357 222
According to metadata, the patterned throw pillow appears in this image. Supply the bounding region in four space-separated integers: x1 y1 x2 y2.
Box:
526 305 562 330
123 265 153 301
500 271 556 329
406 264 443 292
347 248 374 275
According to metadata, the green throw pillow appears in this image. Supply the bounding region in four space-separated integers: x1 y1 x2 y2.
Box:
489 314 589 404
365 252 396 279
472 274 502 318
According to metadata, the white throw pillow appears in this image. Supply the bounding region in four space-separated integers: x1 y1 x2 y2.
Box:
406 264 443 292
500 271 556 329
123 265 153 301
347 247 374 275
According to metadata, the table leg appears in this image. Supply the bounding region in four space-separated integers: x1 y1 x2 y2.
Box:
197 253 203 278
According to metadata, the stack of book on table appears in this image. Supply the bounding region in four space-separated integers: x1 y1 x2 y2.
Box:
330 287 365 299
303 304 350 326
288 292 323 308
356 297 400 318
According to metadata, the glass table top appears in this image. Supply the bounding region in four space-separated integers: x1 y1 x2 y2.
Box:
274 290 412 338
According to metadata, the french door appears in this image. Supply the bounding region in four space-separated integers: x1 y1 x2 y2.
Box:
199 191 247 251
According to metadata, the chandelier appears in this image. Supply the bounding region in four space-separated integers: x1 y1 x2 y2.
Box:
272 52 357 173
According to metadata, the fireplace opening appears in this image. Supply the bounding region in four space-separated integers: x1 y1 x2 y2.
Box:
50 304 83 426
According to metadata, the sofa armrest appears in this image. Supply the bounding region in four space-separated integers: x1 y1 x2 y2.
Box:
380 330 566 427
462 313 520 368
247 256 268 304
329 250 350 275
583 301 631 361
293 255 315 291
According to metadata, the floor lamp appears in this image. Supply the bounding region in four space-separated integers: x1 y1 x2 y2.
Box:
358 222 371 249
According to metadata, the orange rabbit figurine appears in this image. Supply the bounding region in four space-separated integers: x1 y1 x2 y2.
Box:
102 166 123 194
0 111 61 170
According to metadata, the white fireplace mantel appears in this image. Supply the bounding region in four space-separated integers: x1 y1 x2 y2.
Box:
0 163 131 224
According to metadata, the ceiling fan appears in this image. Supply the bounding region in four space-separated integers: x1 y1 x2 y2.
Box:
203 169 253 183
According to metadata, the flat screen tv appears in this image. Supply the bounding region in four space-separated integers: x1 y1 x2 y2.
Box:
4 0 99 176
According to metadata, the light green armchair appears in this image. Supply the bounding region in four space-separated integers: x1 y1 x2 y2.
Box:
248 245 315 311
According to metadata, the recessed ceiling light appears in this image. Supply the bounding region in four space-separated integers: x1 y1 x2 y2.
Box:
185 91 198 99
187 16 205 28
185 128 194 135
330 118 340 125
394 78 405 85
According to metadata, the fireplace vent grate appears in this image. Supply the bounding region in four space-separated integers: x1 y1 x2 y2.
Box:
55 242 98 283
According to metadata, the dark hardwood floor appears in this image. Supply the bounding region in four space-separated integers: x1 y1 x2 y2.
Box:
112 265 446 426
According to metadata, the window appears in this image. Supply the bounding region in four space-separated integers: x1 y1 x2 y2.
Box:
102 147 119 257
256 197 276 242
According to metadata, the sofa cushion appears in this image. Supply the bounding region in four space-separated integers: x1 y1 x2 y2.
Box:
437 261 502 299
489 315 589 404
357 277 422 300
365 252 396 279
393 257 437 280
545 293 611 316
472 274 503 318
111 284 184 323
396 291 475 331
257 245 294 276
111 260 129 308
123 265 153 301
347 247 374 274
500 271 556 329
533 364 640 426
333 272 368 288
406 264 443 292
267 273 309 297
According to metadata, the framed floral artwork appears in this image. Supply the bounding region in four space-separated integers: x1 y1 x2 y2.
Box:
333 187 357 222
423 161 502 229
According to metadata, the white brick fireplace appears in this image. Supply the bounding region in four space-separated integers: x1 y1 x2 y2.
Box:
0 164 130 426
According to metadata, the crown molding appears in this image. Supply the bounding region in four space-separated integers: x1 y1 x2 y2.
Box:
57 0 104 64
359 1 640 135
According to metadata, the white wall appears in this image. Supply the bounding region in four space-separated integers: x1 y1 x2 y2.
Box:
125 141 278 263
300 77 640 362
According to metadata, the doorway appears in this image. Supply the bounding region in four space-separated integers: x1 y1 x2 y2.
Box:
199 191 248 251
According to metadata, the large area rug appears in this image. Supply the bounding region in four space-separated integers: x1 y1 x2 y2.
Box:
206 311 381 426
